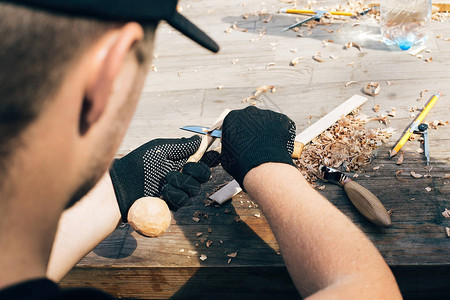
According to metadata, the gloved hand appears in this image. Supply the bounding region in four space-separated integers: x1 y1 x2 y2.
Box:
219 106 296 188
109 135 212 222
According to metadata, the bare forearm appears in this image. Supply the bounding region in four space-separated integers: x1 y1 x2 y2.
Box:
244 163 401 299
47 172 121 281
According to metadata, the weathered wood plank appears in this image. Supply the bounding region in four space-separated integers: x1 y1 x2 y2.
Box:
62 0 450 298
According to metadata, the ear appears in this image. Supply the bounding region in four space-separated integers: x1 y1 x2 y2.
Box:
80 22 144 134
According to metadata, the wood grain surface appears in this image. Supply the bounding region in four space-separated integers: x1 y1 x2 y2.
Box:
61 0 449 299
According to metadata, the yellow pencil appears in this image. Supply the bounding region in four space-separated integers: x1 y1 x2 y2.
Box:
280 8 354 17
390 92 441 157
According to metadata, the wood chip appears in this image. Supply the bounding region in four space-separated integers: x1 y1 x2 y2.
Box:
446 227 450 237
387 107 396 117
227 251 238 258
232 22 248 32
290 57 304 66
395 170 407 182
363 82 381 96
196 232 203 237
345 81 359 87
200 254 207 261
206 240 213 248
444 174 450 179
396 151 404 165
442 208 450 218
217 85 224 90
265 62 276 69
416 148 424 154
313 52 325 62
373 166 381 171
329 55 339 59
344 42 362 51
424 57 433 63
388 209 394 216
192 217 200 222
254 213 261 218
425 187 432 192
188 250 198 255
373 104 380 112
411 171 423 179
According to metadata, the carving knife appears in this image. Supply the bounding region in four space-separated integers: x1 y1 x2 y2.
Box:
182 94 368 160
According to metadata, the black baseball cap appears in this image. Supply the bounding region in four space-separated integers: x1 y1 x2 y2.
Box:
0 0 220 53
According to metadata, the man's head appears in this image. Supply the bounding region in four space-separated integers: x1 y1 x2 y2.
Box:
0 0 218 209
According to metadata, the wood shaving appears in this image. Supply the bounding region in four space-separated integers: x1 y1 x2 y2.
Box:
290 48 298 53
243 85 276 103
329 55 339 60
208 227 212 233
388 209 394 216
196 232 203 237
411 171 423 179
227 251 238 258
217 85 224 90
396 151 404 165
388 107 397 117
200 254 207 261
192 217 200 222
427 120 448 129
395 170 407 182
386 80 395 85
425 187 432 192
444 174 450 179
345 81 359 87
317 185 326 190
363 82 381 96
344 42 362 51
424 57 433 63
313 52 325 62
446 227 450 238
296 109 394 182
442 208 450 218
265 62 276 69
231 59 239 64
206 240 213 248
373 104 380 112
373 166 381 171
188 250 198 255
263 14 273 23
150 65 157 72
416 54 423 59
290 57 304 66
322 39 334 47
232 22 248 32
254 213 261 218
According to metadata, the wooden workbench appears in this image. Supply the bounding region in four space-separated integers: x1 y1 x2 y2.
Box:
60 0 450 298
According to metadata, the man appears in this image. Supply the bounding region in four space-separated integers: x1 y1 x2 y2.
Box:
0 0 402 299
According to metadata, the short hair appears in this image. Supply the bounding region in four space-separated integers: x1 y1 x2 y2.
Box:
0 3 156 175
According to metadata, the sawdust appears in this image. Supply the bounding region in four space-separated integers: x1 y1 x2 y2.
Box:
295 109 394 184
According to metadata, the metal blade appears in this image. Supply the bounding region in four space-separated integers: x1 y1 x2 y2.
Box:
180 126 222 138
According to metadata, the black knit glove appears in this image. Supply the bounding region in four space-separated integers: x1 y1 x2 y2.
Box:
110 136 211 222
220 106 296 188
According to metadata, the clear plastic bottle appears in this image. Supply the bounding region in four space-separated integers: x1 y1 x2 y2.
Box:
380 0 432 50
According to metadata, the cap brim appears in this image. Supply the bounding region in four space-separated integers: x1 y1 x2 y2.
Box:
167 12 219 53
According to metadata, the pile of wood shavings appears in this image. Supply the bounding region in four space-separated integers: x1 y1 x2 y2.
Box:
296 109 394 185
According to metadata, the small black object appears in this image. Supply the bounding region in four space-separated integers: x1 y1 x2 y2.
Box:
418 123 428 132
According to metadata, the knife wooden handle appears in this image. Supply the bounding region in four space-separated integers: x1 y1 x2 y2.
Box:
291 141 304 160
187 109 231 163
343 180 392 227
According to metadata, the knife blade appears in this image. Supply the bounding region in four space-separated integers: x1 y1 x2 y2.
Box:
180 126 222 138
